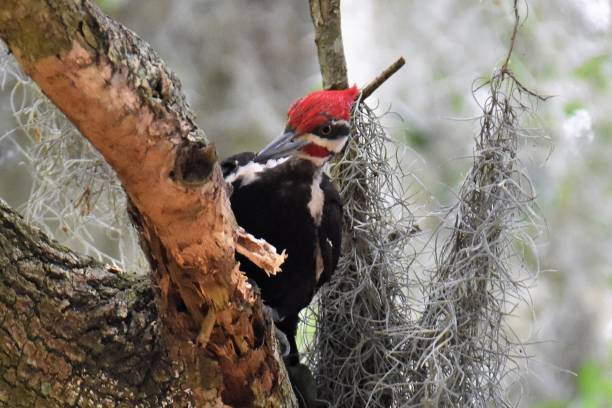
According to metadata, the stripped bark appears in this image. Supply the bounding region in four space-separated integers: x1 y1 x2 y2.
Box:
0 1 296 406
236 227 287 277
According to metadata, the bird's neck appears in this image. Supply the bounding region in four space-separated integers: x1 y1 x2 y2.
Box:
295 151 330 168
287 156 325 180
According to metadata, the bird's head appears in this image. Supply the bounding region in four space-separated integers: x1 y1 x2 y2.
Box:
255 85 359 166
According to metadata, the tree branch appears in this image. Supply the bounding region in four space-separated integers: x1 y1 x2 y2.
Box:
0 1 295 406
0 199 182 406
361 57 406 100
309 0 349 89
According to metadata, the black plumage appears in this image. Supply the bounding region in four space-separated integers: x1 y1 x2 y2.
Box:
219 87 357 373
222 154 342 365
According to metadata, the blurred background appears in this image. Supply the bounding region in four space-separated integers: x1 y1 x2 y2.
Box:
1 0 611 406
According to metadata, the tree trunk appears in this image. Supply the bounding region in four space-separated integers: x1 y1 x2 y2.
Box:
0 1 296 406
0 199 176 407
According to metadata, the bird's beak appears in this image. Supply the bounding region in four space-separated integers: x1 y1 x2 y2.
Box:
255 130 308 162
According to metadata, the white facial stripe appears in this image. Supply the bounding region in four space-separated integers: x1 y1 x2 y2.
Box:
299 133 349 153
308 170 324 225
330 119 350 127
224 157 289 186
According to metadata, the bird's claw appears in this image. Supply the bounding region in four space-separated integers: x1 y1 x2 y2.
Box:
274 327 291 357
263 305 282 323
260 305 289 356
246 277 261 296
286 363 321 408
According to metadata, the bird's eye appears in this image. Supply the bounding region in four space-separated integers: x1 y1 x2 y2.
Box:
320 125 332 136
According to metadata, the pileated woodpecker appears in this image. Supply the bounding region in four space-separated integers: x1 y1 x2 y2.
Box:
222 86 358 365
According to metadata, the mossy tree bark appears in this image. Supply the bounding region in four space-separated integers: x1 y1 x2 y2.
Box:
0 1 296 406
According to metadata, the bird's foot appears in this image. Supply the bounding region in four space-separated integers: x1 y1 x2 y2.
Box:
274 327 291 357
246 277 261 296
286 363 323 408
262 304 282 323
260 305 290 356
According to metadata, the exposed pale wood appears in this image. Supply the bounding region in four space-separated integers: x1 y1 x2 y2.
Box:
0 1 296 406
236 227 287 277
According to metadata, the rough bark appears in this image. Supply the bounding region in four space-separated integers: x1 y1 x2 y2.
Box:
0 199 179 407
0 1 296 406
308 0 349 90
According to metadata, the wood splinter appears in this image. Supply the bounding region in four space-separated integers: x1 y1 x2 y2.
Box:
196 307 217 348
236 227 287 276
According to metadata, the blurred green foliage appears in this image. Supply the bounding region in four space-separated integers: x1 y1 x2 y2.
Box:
564 100 585 116
297 308 317 352
598 123 612 143
573 54 612 90
577 361 612 408
536 358 612 408
402 128 430 150
95 0 124 13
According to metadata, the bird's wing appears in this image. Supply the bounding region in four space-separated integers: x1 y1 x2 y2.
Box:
220 151 256 179
317 174 343 287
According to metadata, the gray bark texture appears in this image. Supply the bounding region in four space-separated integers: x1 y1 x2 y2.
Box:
309 0 349 90
0 199 181 407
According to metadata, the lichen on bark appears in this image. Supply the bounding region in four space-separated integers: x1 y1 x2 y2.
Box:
0 199 195 407
0 0 296 405
308 0 349 90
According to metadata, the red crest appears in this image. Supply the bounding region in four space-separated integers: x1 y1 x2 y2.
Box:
287 85 359 134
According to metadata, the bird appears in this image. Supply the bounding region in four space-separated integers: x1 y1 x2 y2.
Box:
221 86 358 366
